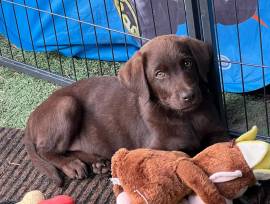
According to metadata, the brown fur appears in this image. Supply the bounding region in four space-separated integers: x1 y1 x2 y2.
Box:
24 35 228 186
111 143 256 204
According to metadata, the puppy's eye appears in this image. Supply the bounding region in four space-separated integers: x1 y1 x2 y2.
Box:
183 59 193 69
155 71 167 79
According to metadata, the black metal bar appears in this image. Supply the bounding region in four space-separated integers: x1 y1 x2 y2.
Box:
102 0 117 75
211 0 229 129
184 0 202 39
233 0 249 130
23 0 39 68
61 0 77 80
0 2 13 59
196 0 204 39
11 0 26 63
48 0 64 76
0 33 2 56
74 0 90 78
0 56 74 86
35 0 51 72
192 0 226 124
198 0 210 42
0 43 2 56
88 0 103 75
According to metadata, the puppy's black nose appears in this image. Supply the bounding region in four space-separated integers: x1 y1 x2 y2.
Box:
181 91 195 102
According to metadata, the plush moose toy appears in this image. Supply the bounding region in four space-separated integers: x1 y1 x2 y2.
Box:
111 126 270 204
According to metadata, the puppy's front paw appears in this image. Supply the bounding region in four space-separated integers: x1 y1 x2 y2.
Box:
92 160 111 174
61 159 89 179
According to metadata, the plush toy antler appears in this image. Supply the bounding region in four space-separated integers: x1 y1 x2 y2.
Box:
111 126 270 204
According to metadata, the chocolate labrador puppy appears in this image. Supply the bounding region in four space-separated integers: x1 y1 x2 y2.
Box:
24 35 229 186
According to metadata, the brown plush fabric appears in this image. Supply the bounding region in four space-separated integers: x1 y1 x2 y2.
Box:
111 142 256 204
111 148 191 204
193 142 256 199
176 158 225 204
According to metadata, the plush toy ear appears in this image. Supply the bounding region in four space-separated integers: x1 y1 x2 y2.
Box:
253 169 270 181
118 51 149 99
237 141 269 168
209 170 243 183
235 126 258 142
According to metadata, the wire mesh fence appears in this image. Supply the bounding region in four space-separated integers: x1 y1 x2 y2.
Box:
210 0 270 139
0 0 269 139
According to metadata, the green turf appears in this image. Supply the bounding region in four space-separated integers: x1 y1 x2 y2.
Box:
0 66 58 128
0 35 121 128
224 93 270 136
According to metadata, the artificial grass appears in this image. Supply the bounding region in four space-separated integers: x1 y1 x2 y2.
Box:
0 35 121 128
0 66 58 128
225 92 270 137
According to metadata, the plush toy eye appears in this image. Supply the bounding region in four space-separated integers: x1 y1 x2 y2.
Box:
183 59 193 69
155 71 167 79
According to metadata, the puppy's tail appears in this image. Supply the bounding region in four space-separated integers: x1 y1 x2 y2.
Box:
24 138 63 186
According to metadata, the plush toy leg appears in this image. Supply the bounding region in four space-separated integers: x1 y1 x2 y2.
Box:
116 192 132 204
39 195 74 204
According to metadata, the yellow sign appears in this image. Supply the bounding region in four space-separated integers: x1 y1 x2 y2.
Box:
114 0 140 37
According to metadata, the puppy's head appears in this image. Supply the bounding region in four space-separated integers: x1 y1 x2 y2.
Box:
118 35 212 112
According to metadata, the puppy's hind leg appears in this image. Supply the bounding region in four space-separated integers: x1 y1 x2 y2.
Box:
24 140 63 186
25 96 85 185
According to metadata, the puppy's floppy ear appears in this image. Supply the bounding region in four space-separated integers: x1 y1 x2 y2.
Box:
187 38 212 83
118 51 149 99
